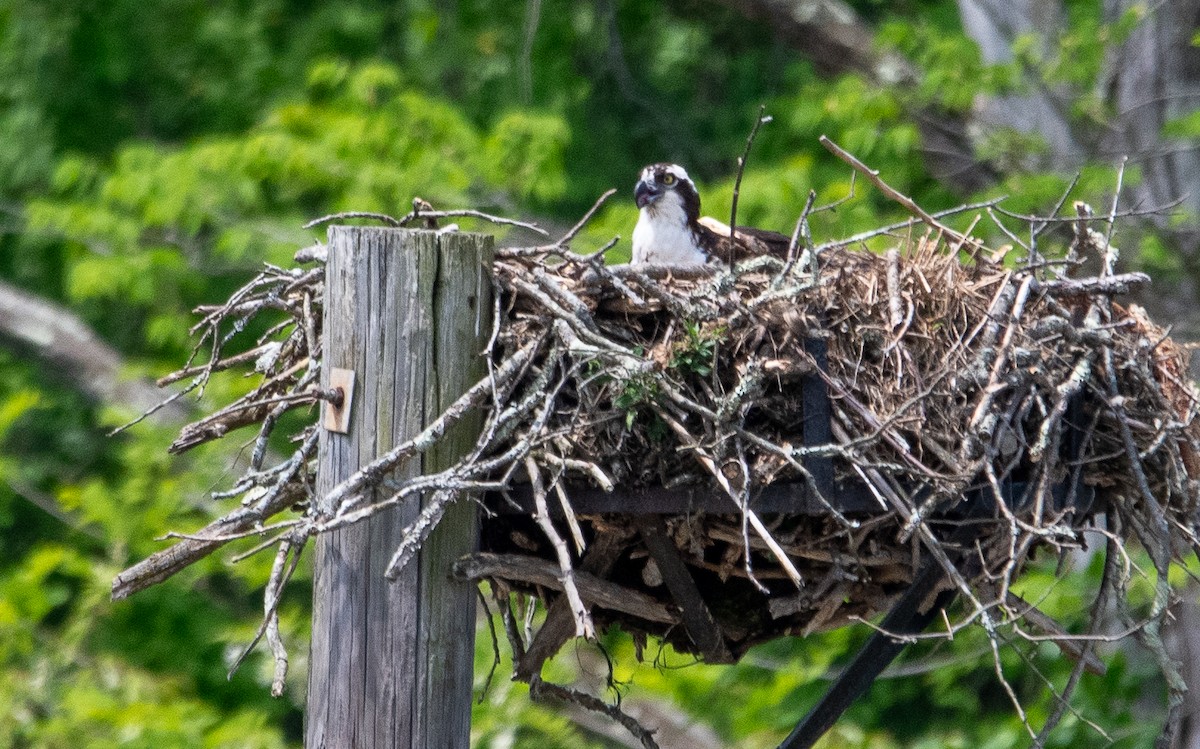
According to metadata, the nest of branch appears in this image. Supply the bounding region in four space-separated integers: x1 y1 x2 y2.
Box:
115 181 1200 727
476 231 1200 660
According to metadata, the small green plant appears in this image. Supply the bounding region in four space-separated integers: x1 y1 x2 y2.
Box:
613 372 660 429
670 321 724 377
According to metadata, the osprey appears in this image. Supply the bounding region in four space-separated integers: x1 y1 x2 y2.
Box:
631 163 792 265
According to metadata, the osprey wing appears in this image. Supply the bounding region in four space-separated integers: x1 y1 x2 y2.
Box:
732 224 793 257
697 216 794 261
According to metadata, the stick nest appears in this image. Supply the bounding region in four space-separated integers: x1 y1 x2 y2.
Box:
114 182 1200 737
479 233 1200 656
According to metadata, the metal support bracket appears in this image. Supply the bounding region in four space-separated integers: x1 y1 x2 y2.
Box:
323 367 356 434
801 337 835 499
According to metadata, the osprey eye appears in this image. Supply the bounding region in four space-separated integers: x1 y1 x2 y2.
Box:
662 174 676 186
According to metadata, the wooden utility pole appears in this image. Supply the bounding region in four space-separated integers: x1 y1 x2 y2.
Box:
306 227 493 748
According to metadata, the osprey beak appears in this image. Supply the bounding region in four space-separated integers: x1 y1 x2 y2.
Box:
634 179 659 209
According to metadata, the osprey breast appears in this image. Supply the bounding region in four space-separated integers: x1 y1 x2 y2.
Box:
631 192 709 265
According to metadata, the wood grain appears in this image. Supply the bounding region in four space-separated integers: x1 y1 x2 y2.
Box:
306 227 492 748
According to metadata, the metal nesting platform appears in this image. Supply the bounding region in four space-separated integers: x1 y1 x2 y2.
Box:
483 337 1095 749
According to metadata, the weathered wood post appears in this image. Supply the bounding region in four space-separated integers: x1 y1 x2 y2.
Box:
306 227 493 748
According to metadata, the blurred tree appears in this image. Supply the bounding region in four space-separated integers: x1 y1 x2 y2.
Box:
954 0 1200 337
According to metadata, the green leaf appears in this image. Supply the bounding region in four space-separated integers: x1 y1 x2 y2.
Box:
0 390 40 439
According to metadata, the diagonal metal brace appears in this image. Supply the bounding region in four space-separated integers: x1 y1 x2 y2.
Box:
778 559 955 749
635 515 735 664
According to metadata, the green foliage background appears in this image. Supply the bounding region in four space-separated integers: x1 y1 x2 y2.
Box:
0 1 1192 746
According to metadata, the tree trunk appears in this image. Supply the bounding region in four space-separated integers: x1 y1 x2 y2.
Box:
0 277 187 422
958 0 1200 342
955 0 1084 164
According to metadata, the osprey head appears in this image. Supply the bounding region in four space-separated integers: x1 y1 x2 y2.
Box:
632 163 708 265
634 163 700 223
631 162 791 265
